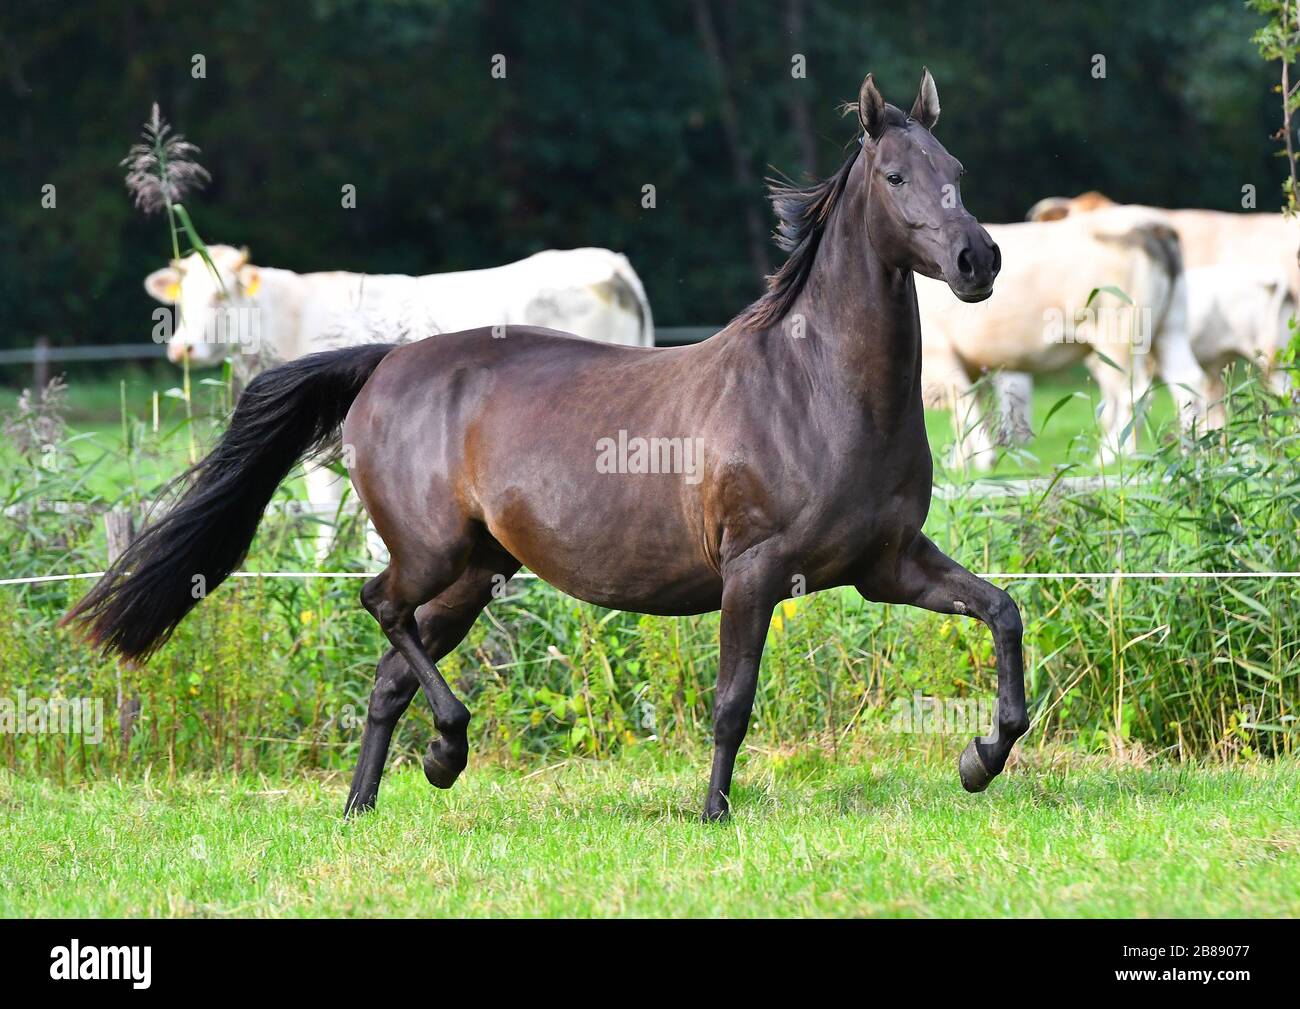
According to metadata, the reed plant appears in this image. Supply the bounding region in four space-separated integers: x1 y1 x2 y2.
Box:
0 363 1296 777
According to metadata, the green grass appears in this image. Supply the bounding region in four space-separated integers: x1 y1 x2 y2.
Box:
2 364 1296 918
3 749 1298 917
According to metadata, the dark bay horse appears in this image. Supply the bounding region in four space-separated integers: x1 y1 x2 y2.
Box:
65 69 1023 821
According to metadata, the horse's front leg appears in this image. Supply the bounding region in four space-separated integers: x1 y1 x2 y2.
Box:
704 554 784 822
860 534 1028 792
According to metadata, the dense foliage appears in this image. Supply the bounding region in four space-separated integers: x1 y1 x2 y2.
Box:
2 372 1296 777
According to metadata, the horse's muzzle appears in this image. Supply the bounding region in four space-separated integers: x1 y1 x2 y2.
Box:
948 234 1000 302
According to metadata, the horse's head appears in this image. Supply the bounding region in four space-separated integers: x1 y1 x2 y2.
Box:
857 69 999 303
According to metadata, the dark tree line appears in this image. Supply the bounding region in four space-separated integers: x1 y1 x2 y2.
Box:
0 0 1281 348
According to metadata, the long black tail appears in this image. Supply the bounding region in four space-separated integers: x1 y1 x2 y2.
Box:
62 343 397 661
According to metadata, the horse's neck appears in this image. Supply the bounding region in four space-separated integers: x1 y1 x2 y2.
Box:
789 181 923 425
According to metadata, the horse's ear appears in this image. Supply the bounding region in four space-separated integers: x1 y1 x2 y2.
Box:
909 67 940 130
858 73 886 140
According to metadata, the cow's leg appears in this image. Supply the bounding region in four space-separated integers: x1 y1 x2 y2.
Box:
304 461 347 562
1203 369 1228 431
952 379 996 472
859 534 1028 792
365 522 391 564
345 547 519 815
1086 352 1144 465
927 345 992 472
704 552 784 822
991 371 1034 447
1152 321 1208 436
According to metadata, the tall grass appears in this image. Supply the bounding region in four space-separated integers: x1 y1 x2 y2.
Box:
0 366 1296 778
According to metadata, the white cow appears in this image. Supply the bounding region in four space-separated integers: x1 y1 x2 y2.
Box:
1187 263 1295 427
147 244 653 371
145 244 654 555
919 207 1205 469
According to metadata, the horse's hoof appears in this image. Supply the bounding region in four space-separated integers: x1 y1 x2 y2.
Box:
423 741 464 789
702 792 731 823
343 792 376 817
958 739 993 793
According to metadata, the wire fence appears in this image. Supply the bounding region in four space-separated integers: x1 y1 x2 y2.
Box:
0 329 721 373
8 570 1300 587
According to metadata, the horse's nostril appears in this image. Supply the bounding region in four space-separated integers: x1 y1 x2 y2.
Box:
957 248 975 278
990 243 1002 274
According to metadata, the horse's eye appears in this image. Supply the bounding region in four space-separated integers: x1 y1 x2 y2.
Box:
886 173 905 187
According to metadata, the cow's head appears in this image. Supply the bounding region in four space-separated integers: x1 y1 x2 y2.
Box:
145 245 262 366
1024 191 1117 222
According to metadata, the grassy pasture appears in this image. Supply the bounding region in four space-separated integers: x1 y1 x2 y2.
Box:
1 750 1297 917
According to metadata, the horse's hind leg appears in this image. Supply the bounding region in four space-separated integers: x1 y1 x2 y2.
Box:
345 648 418 816
859 534 1028 793
345 545 519 815
359 531 486 795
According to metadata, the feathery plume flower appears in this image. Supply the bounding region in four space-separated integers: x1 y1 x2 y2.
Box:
120 103 217 466
120 103 210 215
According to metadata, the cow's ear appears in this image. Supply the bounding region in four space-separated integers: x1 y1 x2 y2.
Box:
145 267 181 304
238 264 261 298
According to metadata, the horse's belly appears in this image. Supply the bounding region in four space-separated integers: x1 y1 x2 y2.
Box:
538 565 723 616
481 482 723 616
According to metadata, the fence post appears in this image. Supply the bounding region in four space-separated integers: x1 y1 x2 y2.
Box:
33 336 50 396
104 509 142 754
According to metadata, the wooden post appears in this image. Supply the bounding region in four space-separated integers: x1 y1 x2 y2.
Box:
33 336 50 397
105 509 142 753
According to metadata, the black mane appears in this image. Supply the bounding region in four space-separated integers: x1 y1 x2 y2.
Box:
732 105 911 331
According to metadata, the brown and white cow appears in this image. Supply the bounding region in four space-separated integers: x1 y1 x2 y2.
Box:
919 206 1205 469
1026 193 1298 421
